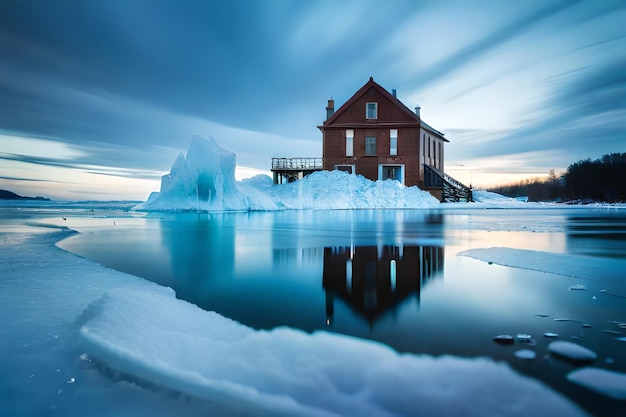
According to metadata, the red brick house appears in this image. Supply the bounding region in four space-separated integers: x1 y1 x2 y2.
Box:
319 77 456 200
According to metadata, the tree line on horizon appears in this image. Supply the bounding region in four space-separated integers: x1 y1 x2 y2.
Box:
486 153 626 203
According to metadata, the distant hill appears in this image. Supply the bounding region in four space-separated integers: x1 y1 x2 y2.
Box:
0 189 50 201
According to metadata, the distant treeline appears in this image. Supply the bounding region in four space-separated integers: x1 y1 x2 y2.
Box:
487 153 626 203
0 189 49 201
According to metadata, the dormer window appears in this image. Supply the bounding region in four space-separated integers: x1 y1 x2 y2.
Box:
366 102 378 119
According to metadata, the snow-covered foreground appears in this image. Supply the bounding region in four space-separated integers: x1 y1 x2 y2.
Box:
79 286 585 417
1 225 589 417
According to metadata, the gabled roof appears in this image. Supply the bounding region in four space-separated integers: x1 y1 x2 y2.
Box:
323 77 420 126
421 120 448 142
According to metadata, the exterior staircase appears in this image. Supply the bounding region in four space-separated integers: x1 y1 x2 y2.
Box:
424 165 472 202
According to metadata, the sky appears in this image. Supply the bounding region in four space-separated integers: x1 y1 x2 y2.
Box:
0 0 624 200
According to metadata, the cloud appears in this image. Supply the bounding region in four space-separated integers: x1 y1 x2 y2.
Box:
468 57 626 160
1 0 625 196
404 0 582 90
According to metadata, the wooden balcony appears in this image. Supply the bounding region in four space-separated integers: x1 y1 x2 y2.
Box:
271 157 323 184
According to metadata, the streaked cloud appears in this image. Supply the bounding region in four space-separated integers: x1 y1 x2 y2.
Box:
0 0 624 199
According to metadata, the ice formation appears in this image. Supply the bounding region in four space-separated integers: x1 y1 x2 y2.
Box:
77 286 585 417
458 247 626 283
514 350 536 360
134 136 439 211
134 136 277 211
567 368 626 400
259 169 439 210
548 341 597 362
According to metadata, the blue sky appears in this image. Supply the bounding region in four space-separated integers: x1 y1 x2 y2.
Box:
0 0 624 200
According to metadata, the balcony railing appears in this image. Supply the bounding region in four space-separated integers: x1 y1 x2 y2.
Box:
271 157 323 171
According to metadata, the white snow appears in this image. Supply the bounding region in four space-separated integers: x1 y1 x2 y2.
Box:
261 170 439 210
548 341 598 362
134 136 440 211
78 285 585 417
471 190 520 203
567 368 626 400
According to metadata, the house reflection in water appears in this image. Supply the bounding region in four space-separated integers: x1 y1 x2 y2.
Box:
323 245 444 326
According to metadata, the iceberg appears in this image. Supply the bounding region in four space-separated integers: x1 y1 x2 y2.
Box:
134 136 439 212
134 136 277 211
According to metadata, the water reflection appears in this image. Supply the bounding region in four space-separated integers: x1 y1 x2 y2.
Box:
158 213 237 300
566 212 626 259
323 244 444 326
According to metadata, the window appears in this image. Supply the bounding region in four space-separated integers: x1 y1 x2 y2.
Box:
390 129 397 156
345 129 353 157
365 136 376 155
334 164 354 174
366 102 378 119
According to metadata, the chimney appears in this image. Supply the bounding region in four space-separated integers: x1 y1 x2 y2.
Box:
415 106 421 117
326 99 335 120
392 89 397 98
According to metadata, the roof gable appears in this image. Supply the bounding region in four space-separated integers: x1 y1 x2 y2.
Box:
324 77 419 126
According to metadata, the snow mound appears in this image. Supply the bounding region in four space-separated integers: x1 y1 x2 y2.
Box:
567 367 626 400
77 287 585 417
134 136 439 211
470 190 531 206
241 174 273 189
472 190 517 202
134 136 277 211
262 170 438 210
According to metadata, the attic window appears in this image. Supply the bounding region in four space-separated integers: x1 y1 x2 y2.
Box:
366 102 378 119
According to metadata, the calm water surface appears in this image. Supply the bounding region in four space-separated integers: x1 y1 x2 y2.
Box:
57 207 626 415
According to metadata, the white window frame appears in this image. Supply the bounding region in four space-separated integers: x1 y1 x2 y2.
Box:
334 164 355 174
366 102 378 119
378 164 405 185
390 129 397 156
345 129 354 157
365 136 376 156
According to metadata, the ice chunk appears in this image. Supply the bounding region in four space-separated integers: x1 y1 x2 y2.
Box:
77 287 585 416
544 333 559 338
548 341 597 362
134 136 278 212
493 335 515 344
567 367 626 400
458 247 626 282
516 333 532 341
569 284 585 291
514 350 536 360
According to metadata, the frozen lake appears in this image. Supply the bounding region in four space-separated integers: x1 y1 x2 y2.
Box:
2 203 626 416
